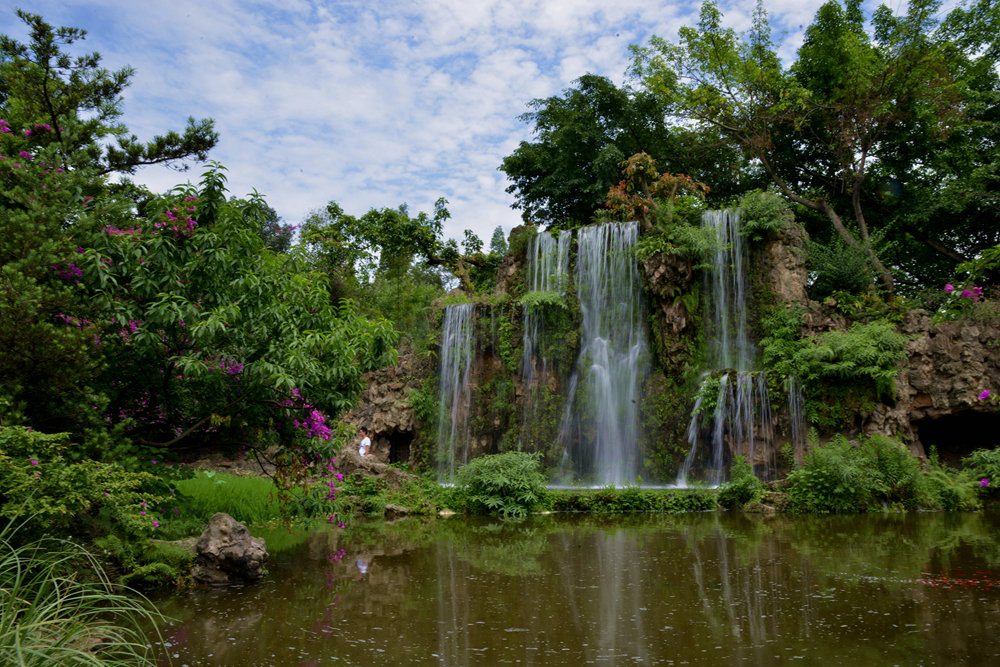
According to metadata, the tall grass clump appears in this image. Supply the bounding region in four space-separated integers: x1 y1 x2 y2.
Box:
0 520 165 666
173 471 286 525
457 452 548 519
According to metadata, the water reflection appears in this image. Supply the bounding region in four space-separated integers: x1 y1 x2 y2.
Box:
152 512 1000 665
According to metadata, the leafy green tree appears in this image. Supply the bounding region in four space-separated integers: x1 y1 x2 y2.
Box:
85 165 397 451
232 197 295 253
0 12 218 431
302 198 493 293
500 73 757 229
631 0 995 293
0 10 216 175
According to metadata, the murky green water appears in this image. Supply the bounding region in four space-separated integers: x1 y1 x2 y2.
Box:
152 512 1000 665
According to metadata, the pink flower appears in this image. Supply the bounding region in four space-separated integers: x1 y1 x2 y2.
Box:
29 459 38 466
979 390 991 401
945 284 955 293
152 520 160 528
982 478 989 488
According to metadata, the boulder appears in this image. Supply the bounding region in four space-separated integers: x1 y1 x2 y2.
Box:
191 513 268 585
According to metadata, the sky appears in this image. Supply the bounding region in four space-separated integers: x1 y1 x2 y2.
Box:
2 0 882 244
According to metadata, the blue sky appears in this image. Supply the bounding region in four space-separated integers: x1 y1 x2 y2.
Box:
2 0 878 244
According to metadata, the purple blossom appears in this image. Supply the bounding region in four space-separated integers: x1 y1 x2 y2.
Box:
982 478 990 488
979 390 991 401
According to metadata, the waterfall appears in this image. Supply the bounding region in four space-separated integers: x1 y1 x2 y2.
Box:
520 230 572 442
558 222 648 486
436 303 476 482
787 376 807 465
705 209 753 370
677 210 774 486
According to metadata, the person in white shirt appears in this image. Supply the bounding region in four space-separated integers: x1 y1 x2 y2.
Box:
358 426 371 457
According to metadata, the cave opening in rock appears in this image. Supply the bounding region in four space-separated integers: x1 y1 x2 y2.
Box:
915 411 1000 468
388 430 412 465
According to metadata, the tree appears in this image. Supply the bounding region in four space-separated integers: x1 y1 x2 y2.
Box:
500 73 757 229
0 11 216 433
85 165 397 451
302 198 495 293
0 10 216 175
631 0 993 293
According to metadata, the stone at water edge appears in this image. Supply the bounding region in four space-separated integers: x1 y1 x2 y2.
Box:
192 512 268 585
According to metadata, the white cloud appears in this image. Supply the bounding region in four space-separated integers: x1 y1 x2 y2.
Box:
5 0 914 246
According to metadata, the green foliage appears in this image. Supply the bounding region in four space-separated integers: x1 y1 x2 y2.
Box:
760 306 909 426
518 289 567 312
786 434 928 513
717 456 765 509
0 11 216 433
0 427 171 538
301 197 497 293
631 0 999 293
962 448 1000 500
809 238 876 299
737 190 792 242
634 218 718 266
797 322 909 398
171 471 289 525
496 308 523 374
408 376 440 430
500 73 756 228
692 375 722 419
86 165 397 449
0 521 166 665
549 487 716 513
457 452 549 519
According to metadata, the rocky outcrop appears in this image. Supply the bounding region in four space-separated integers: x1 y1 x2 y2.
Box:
493 225 532 297
642 251 695 347
758 223 809 307
342 350 428 466
192 513 268 585
861 309 1000 456
337 446 420 488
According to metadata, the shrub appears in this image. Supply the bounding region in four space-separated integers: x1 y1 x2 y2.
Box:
738 190 792 242
457 452 548 519
549 487 716 513
786 436 872 513
808 238 875 299
786 435 929 513
962 448 1000 500
0 427 171 539
717 456 765 509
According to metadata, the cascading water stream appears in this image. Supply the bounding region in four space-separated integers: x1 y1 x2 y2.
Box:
436 303 476 482
557 222 648 486
787 376 807 465
677 209 774 486
520 230 572 442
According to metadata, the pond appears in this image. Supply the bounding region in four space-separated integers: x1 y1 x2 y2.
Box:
151 511 1000 665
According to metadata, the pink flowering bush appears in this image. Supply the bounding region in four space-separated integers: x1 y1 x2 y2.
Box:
84 164 397 453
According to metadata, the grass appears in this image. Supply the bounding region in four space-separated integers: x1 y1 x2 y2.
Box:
0 519 166 666
173 471 288 525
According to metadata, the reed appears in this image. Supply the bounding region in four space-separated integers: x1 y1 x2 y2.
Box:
0 519 166 666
